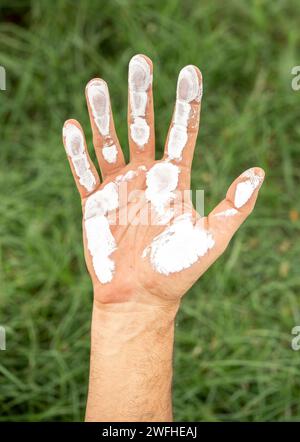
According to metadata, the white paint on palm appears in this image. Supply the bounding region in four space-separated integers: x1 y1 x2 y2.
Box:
145 162 180 215
138 165 147 171
115 170 138 183
84 182 119 284
142 213 214 275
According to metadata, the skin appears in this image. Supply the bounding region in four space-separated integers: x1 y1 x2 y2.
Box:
62 54 265 422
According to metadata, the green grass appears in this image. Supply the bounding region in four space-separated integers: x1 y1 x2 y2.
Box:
1 0 300 421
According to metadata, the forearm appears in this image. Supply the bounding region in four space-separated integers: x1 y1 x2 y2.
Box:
85 298 180 422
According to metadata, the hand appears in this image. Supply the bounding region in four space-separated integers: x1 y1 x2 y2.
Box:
62 54 264 307
62 54 265 422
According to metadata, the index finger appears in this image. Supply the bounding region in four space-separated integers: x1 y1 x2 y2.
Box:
163 65 203 175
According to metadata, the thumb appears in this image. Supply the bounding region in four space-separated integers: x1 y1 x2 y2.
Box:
207 167 265 255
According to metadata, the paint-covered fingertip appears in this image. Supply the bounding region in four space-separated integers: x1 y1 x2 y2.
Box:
129 53 153 68
253 167 265 180
128 54 152 93
242 167 265 183
177 65 203 102
62 119 82 137
85 78 107 92
233 167 264 209
185 65 203 82
63 118 78 126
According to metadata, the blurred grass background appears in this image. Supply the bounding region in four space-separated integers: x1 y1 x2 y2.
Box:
1 0 300 421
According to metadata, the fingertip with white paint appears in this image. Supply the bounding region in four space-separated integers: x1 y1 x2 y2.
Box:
62 119 99 194
166 65 203 162
233 167 265 210
128 54 153 151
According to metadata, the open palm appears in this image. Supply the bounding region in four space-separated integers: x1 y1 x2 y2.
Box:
62 54 264 306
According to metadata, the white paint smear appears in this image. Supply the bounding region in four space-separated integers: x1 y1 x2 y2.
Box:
87 80 110 136
128 55 151 148
85 215 116 284
123 170 137 181
115 170 137 183
84 182 119 283
157 208 175 225
145 162 180 215
102 144 118 164
214 208 238 217
143 214 214 275
138 165 147 171
167 66 202 161
87 81 119 164
130 117 150 147
234 169 262 208
63 123 96 192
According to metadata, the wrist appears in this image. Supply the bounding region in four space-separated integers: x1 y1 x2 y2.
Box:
93 281 181 309
92 286 180 321
90 296 180 351
86 292 179 422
